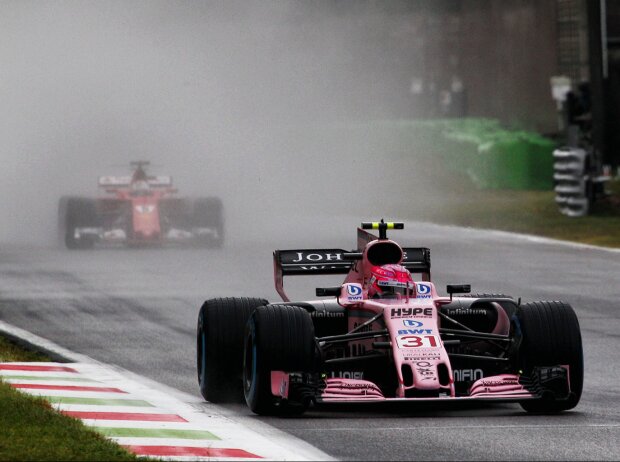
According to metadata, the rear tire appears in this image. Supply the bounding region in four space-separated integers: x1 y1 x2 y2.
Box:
197 297 268 403
243 305 315 415
518 301 583 413
193 197 224 248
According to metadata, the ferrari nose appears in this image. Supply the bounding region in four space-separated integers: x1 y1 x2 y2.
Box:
134 230 160 240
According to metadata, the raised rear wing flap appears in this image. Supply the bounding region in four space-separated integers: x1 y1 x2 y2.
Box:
274 249 353 301
401 247 431 281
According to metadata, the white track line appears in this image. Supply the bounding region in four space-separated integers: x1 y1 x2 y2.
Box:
413 221 620 253
301 424 620 431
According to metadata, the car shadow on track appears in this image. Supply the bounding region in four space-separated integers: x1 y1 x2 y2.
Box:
254 401 587 421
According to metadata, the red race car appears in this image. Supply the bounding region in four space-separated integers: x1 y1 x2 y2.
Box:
59 161 223 249
197 220 582 415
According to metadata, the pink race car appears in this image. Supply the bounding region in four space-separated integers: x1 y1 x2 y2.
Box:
59 161 223 249
197 221 582 415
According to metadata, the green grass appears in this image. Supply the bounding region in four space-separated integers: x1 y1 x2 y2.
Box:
0 336 51 362
0 336 138 461
405 177 620 248
0 383 138 461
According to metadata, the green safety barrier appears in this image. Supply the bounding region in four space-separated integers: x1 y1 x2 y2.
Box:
276 118 556 190
441 119 556 190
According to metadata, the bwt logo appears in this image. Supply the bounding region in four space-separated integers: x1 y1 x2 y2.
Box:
417 283 431 297
397 329 433 335
403 320 423 327
347 284 362 297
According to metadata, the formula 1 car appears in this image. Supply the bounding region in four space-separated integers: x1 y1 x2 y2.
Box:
196 221 583 415
59 161 224 249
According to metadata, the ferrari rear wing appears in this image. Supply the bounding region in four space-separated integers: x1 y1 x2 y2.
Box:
273 246 431 302
98 176 173 188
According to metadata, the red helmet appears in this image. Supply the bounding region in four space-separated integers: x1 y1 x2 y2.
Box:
368 264 414 299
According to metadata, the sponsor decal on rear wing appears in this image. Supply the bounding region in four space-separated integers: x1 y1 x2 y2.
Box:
98 176 173 188
275 249 353 276
147 176 173 187
98 176 132 187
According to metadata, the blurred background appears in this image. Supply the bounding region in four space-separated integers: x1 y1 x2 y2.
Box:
1 0 618 245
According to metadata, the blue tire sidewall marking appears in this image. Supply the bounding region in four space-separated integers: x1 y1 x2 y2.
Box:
201 331 207 384
249 319 258 398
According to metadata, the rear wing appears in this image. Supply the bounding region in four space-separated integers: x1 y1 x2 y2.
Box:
98 175 173 188
273 245 431 302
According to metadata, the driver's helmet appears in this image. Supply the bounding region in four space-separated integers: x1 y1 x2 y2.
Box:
368 264 414 299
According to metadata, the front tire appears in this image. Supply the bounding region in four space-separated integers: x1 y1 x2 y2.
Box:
518 301 583 413
197 297 268 403
243 305 315 415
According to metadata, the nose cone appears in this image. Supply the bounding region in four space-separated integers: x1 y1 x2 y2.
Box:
134 230 160 240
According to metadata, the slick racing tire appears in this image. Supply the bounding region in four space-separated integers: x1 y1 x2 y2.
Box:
193 197 224 248
60 197 98 250
243 305 315 415
518 301 583 413
197 297 268 403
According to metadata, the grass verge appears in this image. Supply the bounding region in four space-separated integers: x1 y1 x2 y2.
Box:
0 335 50 362
406 176 620 249
0 335 138 461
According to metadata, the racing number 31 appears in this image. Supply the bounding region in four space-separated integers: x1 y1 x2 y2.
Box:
396 335 440 348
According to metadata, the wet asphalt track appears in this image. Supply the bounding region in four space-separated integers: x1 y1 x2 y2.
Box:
1 218 619 460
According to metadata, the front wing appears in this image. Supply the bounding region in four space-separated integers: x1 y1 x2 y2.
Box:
271 366 572 405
